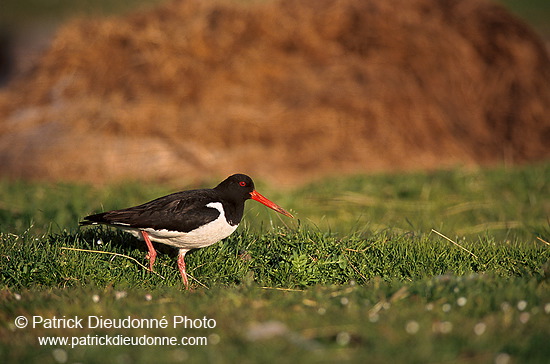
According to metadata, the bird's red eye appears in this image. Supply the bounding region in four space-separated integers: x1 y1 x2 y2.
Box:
239 181 246 187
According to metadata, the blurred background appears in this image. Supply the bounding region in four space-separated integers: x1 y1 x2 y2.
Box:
1 0 549 186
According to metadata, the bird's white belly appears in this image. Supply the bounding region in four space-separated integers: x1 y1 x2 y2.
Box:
123 202 238 250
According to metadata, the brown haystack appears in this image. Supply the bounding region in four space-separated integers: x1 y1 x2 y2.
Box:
0 0 549 185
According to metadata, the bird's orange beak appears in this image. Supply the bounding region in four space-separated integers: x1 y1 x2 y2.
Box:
250 190 294 218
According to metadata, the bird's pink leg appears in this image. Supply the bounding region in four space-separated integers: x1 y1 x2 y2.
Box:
140 230 157 272
178 249 190 290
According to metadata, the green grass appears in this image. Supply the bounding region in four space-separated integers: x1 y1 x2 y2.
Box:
1 163 549 363
2 278 549 363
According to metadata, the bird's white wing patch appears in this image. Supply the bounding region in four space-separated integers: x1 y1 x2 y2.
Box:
141 202 238 249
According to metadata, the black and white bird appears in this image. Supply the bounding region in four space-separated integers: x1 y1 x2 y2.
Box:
80 174 293 289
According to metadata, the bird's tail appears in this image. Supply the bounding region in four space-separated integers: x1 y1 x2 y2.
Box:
79 212 108 226
79 220 97 226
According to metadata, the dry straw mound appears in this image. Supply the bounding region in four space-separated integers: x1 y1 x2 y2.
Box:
1 0 549 184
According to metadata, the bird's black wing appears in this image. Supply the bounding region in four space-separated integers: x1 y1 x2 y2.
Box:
81 189 222 233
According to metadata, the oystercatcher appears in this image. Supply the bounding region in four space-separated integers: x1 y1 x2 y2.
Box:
80 174 293 289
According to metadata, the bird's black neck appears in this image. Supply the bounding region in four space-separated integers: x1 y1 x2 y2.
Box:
221 200 245 226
